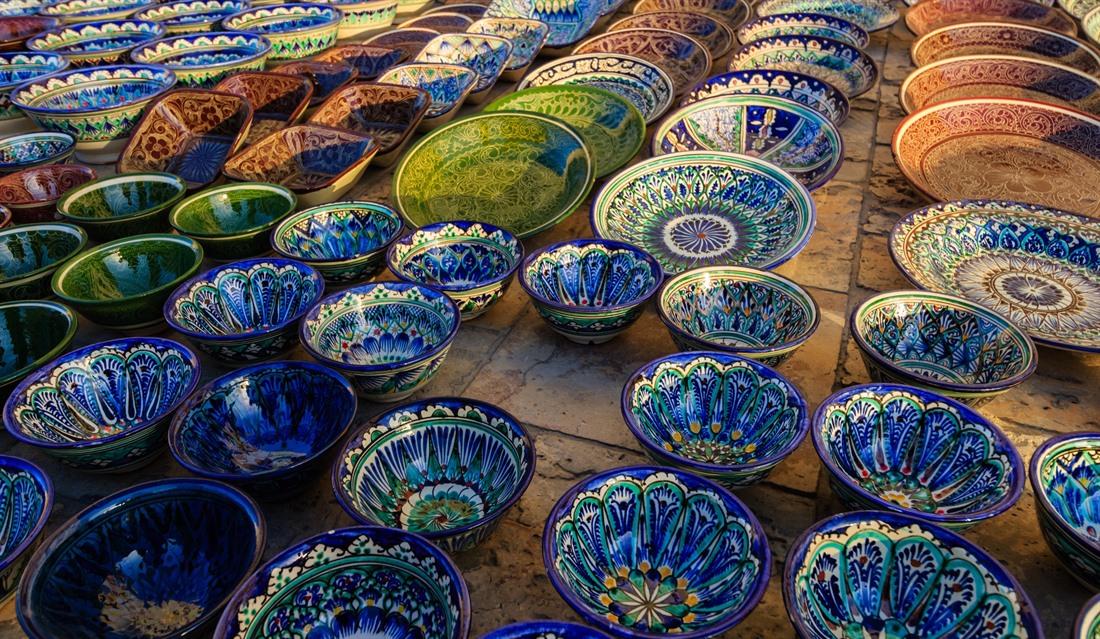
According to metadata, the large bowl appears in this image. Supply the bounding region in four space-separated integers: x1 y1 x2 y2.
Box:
212 71 312 145
307 82 430 166
3 337 201 472
0 131 75 175
169 181 296 261
221 3 342 61
169 360 356 499
910 23 1100 73
573 29 711 97
37 0 157 23
0 301 77 400
17 478 264 638
736 11 870 47
26 19 165 67
1033 433 1100 590
375 63 478 130
623 351 808 488
334 397 534 552
755 0 899 32
0 164 96 223
133 0 251 34
128 32 271 89
414 33 513 103
0 52 69 135
905 0 1076 36
0 455 51 603
0 223 86 302
56 172 186 241
728 34 879 98
682 69 849 125
165 258 324 364
544 466 771 638
484 0 601 48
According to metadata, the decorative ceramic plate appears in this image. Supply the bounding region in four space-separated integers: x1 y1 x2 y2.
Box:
632 0 750 25
573 29 711 96
1063 0 1099 18
682 69 849 124
728 34 879 98
911 23 1100 73
608 11 734 59
517 53 674 124
653 94 843 191
755 0 899 32
736 11 870 48
889 200 1100 352
893 98 1100 217
905 0 1076 37
484 0 601 47
591 151 815 274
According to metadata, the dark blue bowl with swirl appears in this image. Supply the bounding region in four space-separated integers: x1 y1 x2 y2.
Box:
0 455 51 604
479 621 615 639
1031 432 1100 590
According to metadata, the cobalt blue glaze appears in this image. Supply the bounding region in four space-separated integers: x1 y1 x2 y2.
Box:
681 69 850 124
0 455 51 603
1031 432 1100 589
480 621 615 639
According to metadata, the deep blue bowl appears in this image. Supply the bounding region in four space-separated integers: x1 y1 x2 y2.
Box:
479 621 615 639
169 360 357 500
0 455 51 603
17 478 265 639
1031 432 1100 590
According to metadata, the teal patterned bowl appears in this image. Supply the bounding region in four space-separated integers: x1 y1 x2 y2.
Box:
0 223 86 302
484 0 601 48
26 19 166 67
128 32 272 89
134 0 252 34
170 182 297 261
0 52 69 134
56 172 187 241
0 454 51 603
414 33 513 104
221 3 342 61
468 17 550 80
728 34 880 98
317 0 398 39
1031 433 1100 590
376 62 478 130
0 300 77 401
0 131 74 175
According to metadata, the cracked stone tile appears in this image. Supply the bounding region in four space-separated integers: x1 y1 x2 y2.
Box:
856 233 913 292
841 108 876 164
775 182 862 293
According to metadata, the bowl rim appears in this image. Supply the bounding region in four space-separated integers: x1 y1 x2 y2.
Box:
850 289 1038 393
168 359 357 480
25 18 166 54
0 222 87 286
811 382 1026 526
542 464 772 639
10 63 177 115
133 0 250 22
1029 431 1100 553
680 68 851 122
620 350 809 473
221 1 344 34
0 454 53 575
16 477 265 639
386 219 524 293
3 336 202 451
516 53 676 121
168 181 297 238
331 396 537 540
728 33 881 96
478 620 615 639
128 30 273 68
1075 589 1100 637
270 200 405 265
56 171 188 223
519 237 664 312
0 300 78 386
163 256 326 340
0 51 70 92
38 0 158 17
0 164 97 206
735 10 870 46
0 130 74 170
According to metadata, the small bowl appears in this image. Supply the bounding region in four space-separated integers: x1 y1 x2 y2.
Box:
4 337 201 471
128 32 271 89
212 71 313 146
0 52 69 135
657 266 819 366
520 239 662 344
307 82 430 166
728 34 879 98
387 220 523 320
736 11 870 48
169 360 356 499
622 351 808 488
17 478 264 638
0 223 86 301
213 526 470 639
51 234 204 331
26 19 166 67
425 2 486 17
0 16 59 51
414 33 513 104
468 17 550 81
37 0 157 23
0 455 51 603
165 258 324 364
375 62 477 130
363 25 440 59
0 301 77 400
317 0 398 39
544 466 771 638
271 201 402 286
681 69 849 125
0 131 74 175
0 164 97 223
312 44 406 79
299 281 460 401
852 290 1037 407
1079 594 1100 639
573 29 711 97
133 0 251 34
221 3 342 61
484 0 600 48
274 59 358 106
334 397 535 552
56 172 187 241
1032 432 1100 590
481 622 615 639
169 181 296 261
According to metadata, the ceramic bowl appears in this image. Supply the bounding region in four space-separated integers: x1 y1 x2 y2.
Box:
414 33 512 104
519 239 662 344
363 26 440 59
784 510 1043 639
0 52 69 135
128 32 272 89
852 290 1037 407
573 29 710 97
468 17 549 81
222 124 377 208
0 132 75 175
399 11 474 33
10 64 177 164
0 223 86 302
56 172 187 241
0 1 45 17
1086 7 1100 50
0 206 11 229
1078 593 1100 638
517 53 674 125
212 71 312 146
0 164 95 223
736 11 870 48
0 16 59 51
682 69 849 125
633 0 749 23
483 0 601 48
165 258 324 364
393 112 594 237
728 34 879 98
169 181 296 261
911 23 1100 73
51 234 204 331
133 0 251 34
545 466 770 638
814 384 1025 529
270 200 403 286
480 622 615 639
213 526 470 639
4 337 201 471
906 0 1076 37
425 2 487 17
387 221 523 320
170 360 355 498
376 63 477 130
1032 433 1100 590
0 455 51 603
318 0 398 38
17 478 264 638
1066 0 1097 17
334 397 534 552
221 3 342 61
307 82 430 166
609 12 734 60
312 44 405 79
755 0 899 32
37 0 157 23
623 351 808 488
658 266 819 365
26 19 165 67
0 301 77 401
591 152 815 275
274 60 358 106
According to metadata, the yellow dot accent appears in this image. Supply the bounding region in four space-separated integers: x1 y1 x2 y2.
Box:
745 443 757 453
639 561 651 572
664 443 674 452
618 567 631 578
677 577 688 589
686 594 699 606
689 421 701 434
684 613 696 623
600 594 612 605
731 429 742 441
711 422 721 434
672 432 683 442
606 576 618 587
607 614 619 623
659 566 672 578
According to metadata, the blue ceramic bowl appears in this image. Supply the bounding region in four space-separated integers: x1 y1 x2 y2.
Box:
164 258 324 365
784 510 1043 639
1031 432 1100 590
0 131 74 175
0 52 68 131
813 384 1025 529
483 0 600 47
519 239 662 344
3 337 200 473
736 11 871 48
0 223 87 302
0 455 51 604
334 397 534 553
0 300 77 401
214 525 471 639
25 19 166 67
134 0 251 34
414 33 513 102
544 466 770 638
299 281 461 402
480 621 615 639
681 68 850 125
169 360 357 500
221 3 342 61
387 221 524 320
17 478 265 639
622 351 808 488
128 32 272 89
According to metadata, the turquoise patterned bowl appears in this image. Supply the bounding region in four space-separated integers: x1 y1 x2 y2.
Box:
623 351 808 488
0 223 87 302
0 455 51 604
56 172 187 241
0 301 77 401
315 0 398 39
0 131 74 175
681 69 850 125
468 17 550 81
299 281 461 401
728 34 879 98
658 266 819 366
221 3 342 61
376 62 478 129
26 19 166 67
414 33 513 104
1032 433 1100 590
0 52 69 135
484 0 601 48
755 0 900 32
37 0 157 23
334 397 535 552
128 32 272 89
169 182 297 261
736 11 870 47
134 0 251 34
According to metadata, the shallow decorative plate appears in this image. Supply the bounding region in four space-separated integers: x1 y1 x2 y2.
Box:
682 69 849 125
608 11 734 59
573 29 710 97
905 0 1076 37
591 151 815 274
653 94 843 191
890 199 1100 352
911 23 1100 73
633 0 749 25
755 0 898 32
737 11 870 48
728 35 879 98
484 0 601 47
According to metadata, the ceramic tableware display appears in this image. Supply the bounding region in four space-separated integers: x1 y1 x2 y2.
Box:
484 0 600 50
56 172 187 241
468 17 550 81
0 455 51 603
633 0 749 23
0 223 86 301
273 60 359 106
364 26 440 58
573 29 711 97
0 164 96 223
317 0 398 38
0 52 69 135
1032 433 1100 589
0 132 75 175
607 12 735 60
0 301 76 400
26 19 165 67
37 0 157 23
307 83 430 166
910 23 1100 73
736 11 870 48
414 33 513 104
127 32 272 89
681 69 849 125
754 0 900 32
0 16 59 51
213 71 313 145
728 35 879 98
375 63 478 130
221 3 342 61
312 44 405 78
905 0 1076 36
169 181 296 260
134 0 251 34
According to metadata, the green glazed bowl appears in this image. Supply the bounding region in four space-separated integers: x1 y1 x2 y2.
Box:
0 223 87 302
0 300 77 400
170 182 297 261
56 172 187 241
50 233 204 331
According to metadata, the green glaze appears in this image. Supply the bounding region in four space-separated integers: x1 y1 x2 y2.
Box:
56 172 186 241
51 234 203 330
170 182 297 261
0 223 87 301
0 300 77 399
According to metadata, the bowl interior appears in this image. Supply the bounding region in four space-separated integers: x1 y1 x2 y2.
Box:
0 225 84 280
376 63 477 116
173 184 294 236
222 125 375 191
392 223 521 289
61 174 185 221
54 237 201 301
274 203 402 261
0 302 74 380
1036 435 1100 545
523 241 659 308
0 458 49 562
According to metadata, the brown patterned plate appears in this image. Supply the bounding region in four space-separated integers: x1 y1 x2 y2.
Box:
307 82 430 166
892 98 1100 217
905 0 1076 37
632 0 750 26
608 11 734 58
911 22 1100 73
213 72 313 146
573 28 711 95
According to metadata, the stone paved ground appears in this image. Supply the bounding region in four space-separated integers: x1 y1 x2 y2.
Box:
0 7 1094 638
